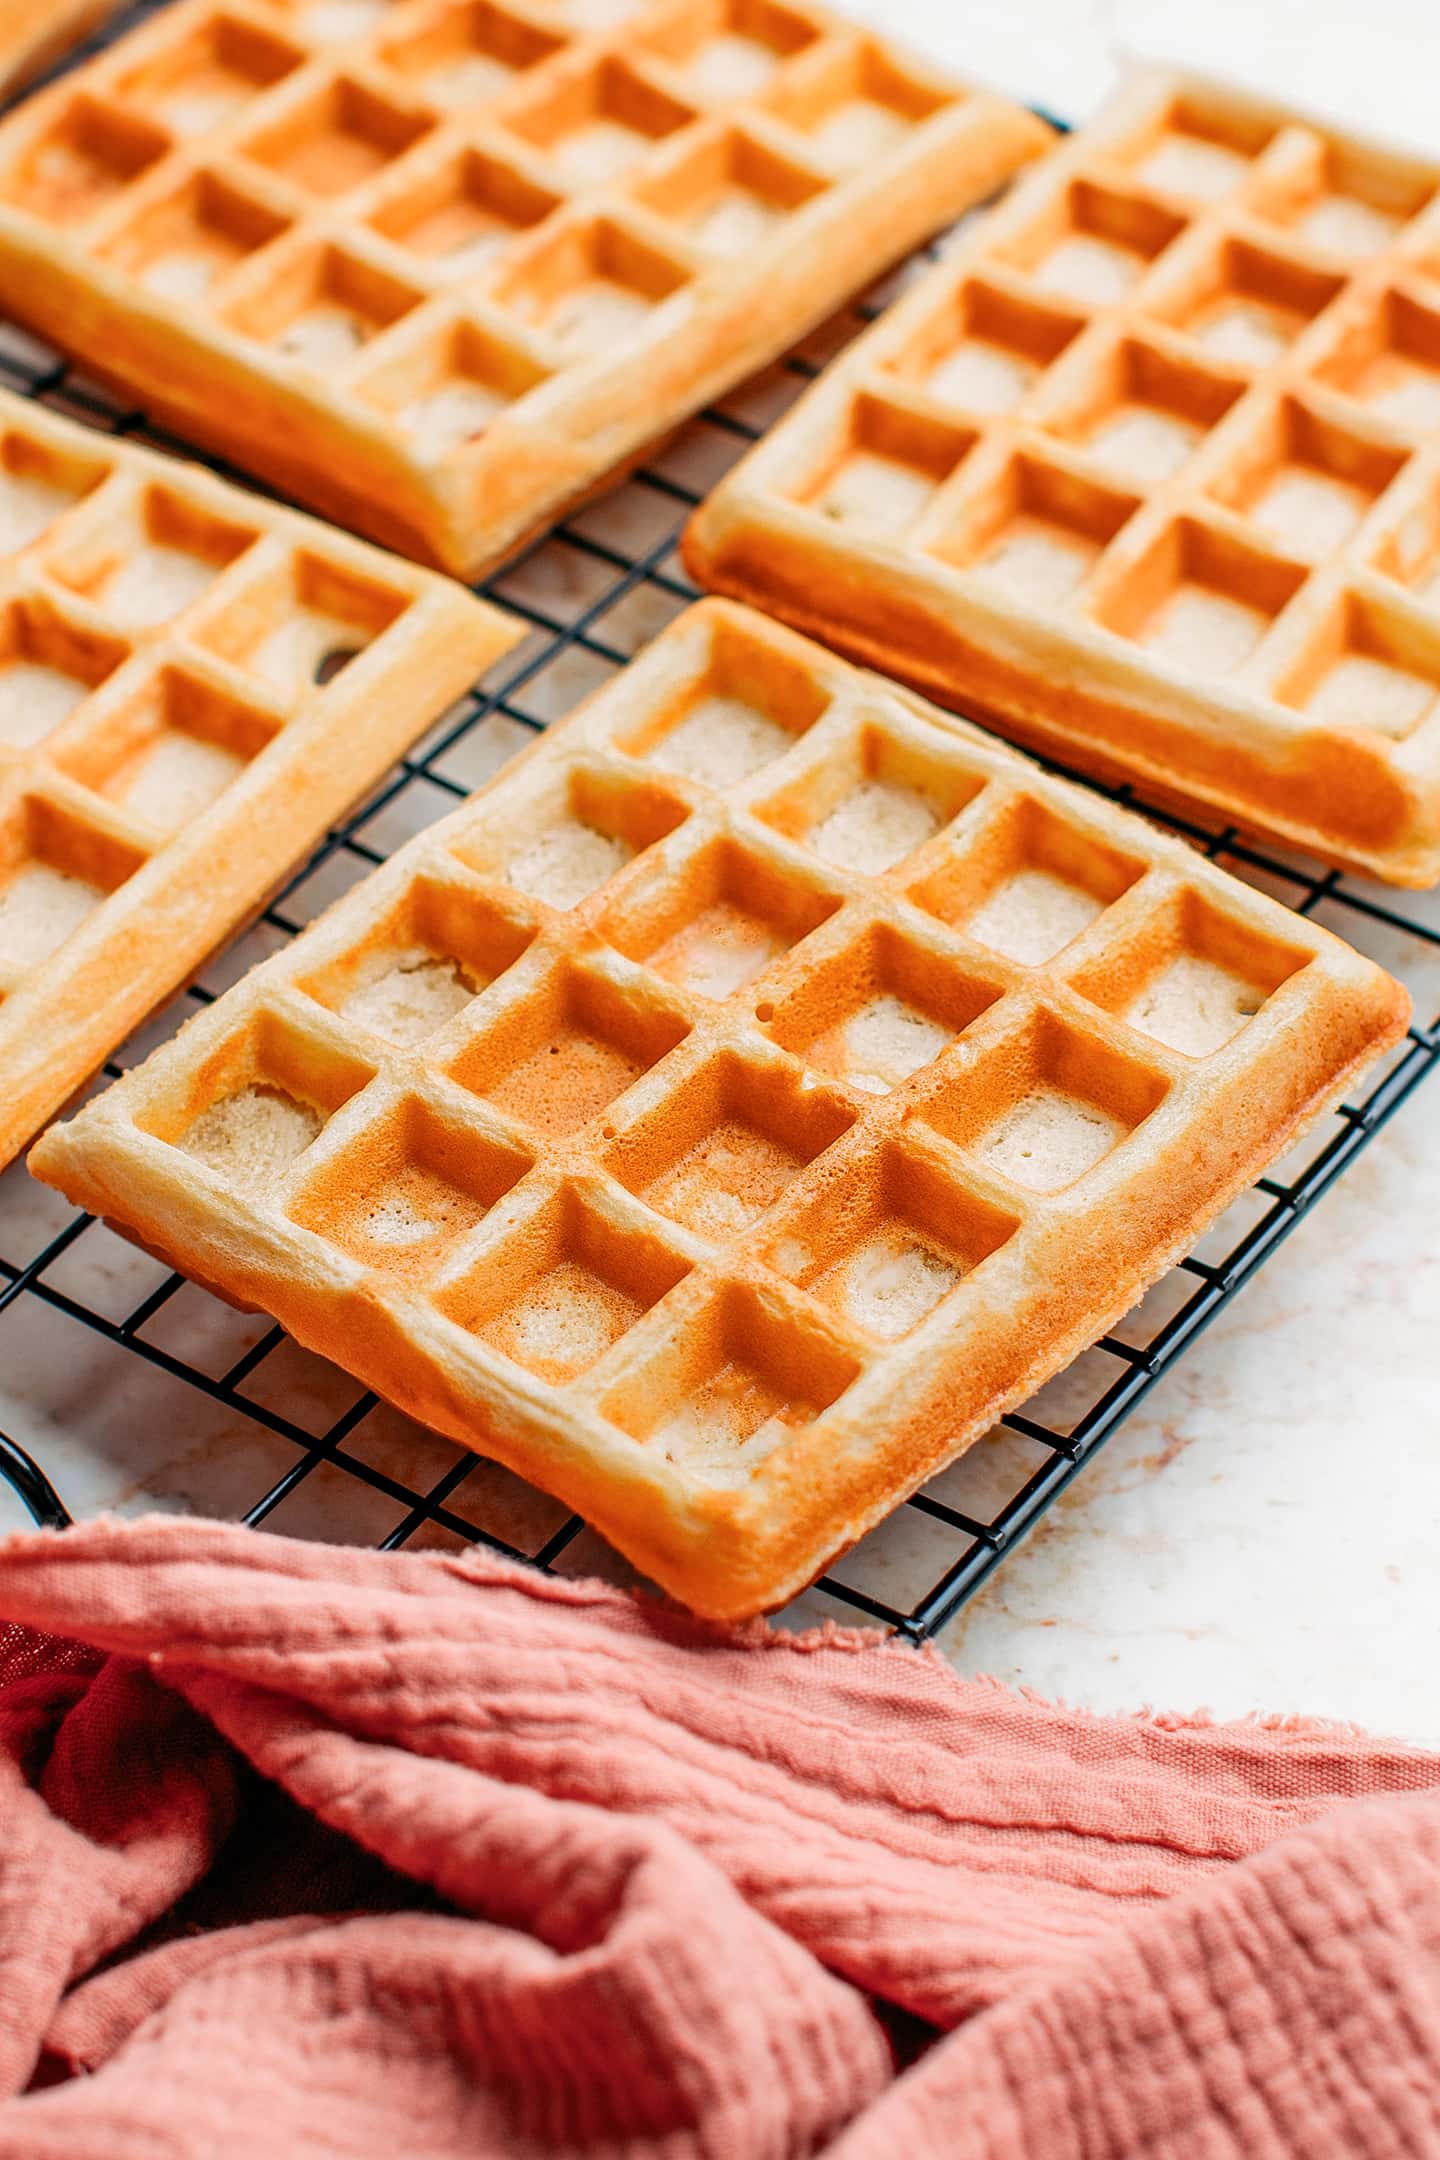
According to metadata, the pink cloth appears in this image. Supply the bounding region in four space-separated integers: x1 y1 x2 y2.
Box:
0 1516 1434 2157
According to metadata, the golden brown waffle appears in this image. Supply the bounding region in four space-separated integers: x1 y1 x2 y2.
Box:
0 383 517 1170
0 3 116 97
686 70 1440 887
0 0 1048 579
31 599 1409 1617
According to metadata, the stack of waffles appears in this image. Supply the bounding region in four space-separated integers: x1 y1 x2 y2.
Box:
32 602 1409 1616
0 383 515 1169
0 0 1049 571
687 70 1440 883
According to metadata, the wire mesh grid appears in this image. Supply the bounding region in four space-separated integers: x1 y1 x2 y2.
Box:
0 2 1437 1641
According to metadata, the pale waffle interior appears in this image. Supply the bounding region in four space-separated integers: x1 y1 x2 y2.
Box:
685 69 1440 885
30 598 1408 1617
0 381 516 1169
0 0 1047 574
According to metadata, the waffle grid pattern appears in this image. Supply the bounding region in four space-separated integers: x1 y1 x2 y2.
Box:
0 0 1045 573
0 11 1437 1636
19 589 1417 1612
686 71 1440 883
0 377 514 1169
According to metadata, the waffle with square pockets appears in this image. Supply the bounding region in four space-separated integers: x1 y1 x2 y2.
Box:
0 3 117 96
0 0 1048 578
31 599 1408 1617
0 382 517 1170
685 68 1440 887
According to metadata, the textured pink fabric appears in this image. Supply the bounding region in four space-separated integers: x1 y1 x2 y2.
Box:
0 1516 1434 2157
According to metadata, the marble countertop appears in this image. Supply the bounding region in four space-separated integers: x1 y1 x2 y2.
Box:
0 0 1437 1745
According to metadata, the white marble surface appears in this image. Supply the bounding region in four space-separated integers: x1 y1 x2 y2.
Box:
937 1097 1440 1737
0 0 1438 1743
863 0 1440 153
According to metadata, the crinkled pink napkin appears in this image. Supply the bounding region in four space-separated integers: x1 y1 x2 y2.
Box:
0 1515 1434 2157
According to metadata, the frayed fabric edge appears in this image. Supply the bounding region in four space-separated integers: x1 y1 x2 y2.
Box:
3 1512 1435 1764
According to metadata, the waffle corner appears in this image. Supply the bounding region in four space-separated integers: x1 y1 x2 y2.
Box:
0 383 519 1170
0 0 1050 577
685 66 1440 886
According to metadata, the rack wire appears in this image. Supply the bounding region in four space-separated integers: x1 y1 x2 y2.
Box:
0 2 1437 1643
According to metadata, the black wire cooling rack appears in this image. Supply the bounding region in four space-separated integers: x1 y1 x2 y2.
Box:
0 3 1437 1642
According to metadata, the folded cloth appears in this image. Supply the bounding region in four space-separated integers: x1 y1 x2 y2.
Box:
0 1517 1434 2158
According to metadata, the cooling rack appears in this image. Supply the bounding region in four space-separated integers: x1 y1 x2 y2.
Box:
0 0 1437 1643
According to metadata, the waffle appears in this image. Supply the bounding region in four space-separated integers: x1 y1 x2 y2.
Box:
0 3 116 96
0 1 1048 580
31 598 1409 1616
686 70 1440 887
0 383 517 1171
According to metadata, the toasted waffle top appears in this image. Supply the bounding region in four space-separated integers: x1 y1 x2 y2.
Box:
0 383 517 1168
31 599 1409 1616
686 69 1440 885
0 0 1048 574
0 3 118 96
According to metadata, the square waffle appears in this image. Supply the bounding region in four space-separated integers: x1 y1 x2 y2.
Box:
0 381 517 1170
0 0 1048 578
30 598 1409 1618
0 4 116 97
686 70 1440 886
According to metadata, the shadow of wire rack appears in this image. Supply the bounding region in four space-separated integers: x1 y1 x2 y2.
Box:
0 3 1438 1644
